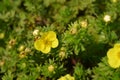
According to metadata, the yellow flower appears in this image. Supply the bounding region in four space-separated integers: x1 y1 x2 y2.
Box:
58 74 75 80
34 31 59 53
107 43 120 68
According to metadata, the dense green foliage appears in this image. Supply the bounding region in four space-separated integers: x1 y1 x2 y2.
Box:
0 0 120 80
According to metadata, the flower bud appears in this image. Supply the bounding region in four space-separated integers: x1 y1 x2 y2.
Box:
59 51 65 59
33 29 39 36
18 45 25 52
112 0 117 3
0 60 5 66
0 33 5 39
9 39 16 46
103 15 111 22
24 48 31 53
70 22 78 34
21 63 26 68
70 27 77 34
48 65 54 72
60 47 66 51
19 51 26 58
80 20 88 28
59 47 66 60
7 45 12 49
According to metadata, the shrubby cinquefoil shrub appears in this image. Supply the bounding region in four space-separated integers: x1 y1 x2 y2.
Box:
0 0 120 80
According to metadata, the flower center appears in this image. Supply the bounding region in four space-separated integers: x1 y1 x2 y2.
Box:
44 40 51 46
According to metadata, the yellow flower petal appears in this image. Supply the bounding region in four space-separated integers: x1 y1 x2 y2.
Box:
58 76 66 80
107 48 120 59
41 45 51 53
107 43 120 68
34 39 45 51
41 32 48 39
107 48 118 59
45 31 56 41
65 74 71 78
114 43 120 48
108 59 120 68
51 39 59 48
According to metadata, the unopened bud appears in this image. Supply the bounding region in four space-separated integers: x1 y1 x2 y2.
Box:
48 65 54 72
103 15 111 22
0 60 5 66
19 51 26 58
80 20 88 28
33 29 39 36
9 39 16 46
112 0 117 3
21 63 26 68
7 45 12 49
0 33 5 39
59 51 65 59
18 45 25 52
60 47 66 51
70 27 77 34
24 48 31 53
